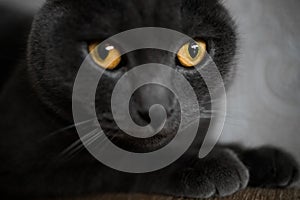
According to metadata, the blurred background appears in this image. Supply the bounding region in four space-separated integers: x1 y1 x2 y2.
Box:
1 0 299 184
220 1 300 185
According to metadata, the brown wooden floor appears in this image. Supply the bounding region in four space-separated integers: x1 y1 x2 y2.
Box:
56 188 300 200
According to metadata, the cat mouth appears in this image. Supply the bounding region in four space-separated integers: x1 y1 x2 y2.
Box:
100 125 177 153
93 104 181 152
98 115 178 153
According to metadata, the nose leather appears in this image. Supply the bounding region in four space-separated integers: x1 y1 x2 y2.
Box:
134 84 176 123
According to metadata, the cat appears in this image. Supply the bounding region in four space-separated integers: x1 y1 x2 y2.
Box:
0 0 298 198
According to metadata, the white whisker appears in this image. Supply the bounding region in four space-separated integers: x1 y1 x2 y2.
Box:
57 128 101 160
40 118 97 142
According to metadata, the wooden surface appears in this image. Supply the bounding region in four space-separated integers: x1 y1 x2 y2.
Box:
57 188 300 200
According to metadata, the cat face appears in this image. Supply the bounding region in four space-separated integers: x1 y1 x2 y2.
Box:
28 0 236 152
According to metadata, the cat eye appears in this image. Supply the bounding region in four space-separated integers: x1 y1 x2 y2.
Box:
89 42 121 70
177 40 206 68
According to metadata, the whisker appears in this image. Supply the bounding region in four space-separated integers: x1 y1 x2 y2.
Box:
202 109 225 114
40 118 97 142
57 128 101 160
182 109 231 131
69 133 118 161
200 113 212 119
92 134 117 155
201 98 224 106
66 130 106 158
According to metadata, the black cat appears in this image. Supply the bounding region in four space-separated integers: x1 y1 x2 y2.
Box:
0 0 298 198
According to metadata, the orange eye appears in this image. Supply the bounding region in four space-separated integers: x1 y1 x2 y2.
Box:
89 42 121 70
177 39 206 67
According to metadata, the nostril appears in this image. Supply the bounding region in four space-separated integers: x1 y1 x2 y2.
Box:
138 105 174 124
168 107 175 117
130 84 177 125
138 109 151 124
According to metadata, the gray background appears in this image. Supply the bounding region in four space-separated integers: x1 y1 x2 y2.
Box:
2 0 300 184
221 0 300 172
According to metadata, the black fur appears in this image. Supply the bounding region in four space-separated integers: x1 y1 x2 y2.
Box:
0 0 298 198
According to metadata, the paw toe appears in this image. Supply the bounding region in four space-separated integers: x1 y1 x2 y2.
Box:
242 147 299 188
181 169 216 198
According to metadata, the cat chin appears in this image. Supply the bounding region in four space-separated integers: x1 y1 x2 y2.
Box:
96 111 180 152
104 130 176 153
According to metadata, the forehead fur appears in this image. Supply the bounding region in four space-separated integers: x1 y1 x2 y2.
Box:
40 0 232 38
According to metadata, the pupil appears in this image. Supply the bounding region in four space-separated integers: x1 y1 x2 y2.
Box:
98 45 109 60
188 41 199 59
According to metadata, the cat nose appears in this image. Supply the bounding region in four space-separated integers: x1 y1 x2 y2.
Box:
132 84 176 124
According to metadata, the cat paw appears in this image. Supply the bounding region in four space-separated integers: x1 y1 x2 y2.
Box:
178 149 249 198
241 147 299 188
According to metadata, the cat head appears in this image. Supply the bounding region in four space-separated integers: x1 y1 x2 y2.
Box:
28 0 237 152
